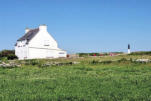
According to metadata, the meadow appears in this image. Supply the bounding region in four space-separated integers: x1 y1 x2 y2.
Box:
0 54 151 101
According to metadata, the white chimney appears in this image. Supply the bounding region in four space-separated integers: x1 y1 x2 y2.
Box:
25 28 30 33
39 24 47 31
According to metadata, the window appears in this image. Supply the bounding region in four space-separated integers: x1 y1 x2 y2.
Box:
44 40 50 46
59 52 65 54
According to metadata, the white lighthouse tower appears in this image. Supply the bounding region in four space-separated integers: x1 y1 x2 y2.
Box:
128 44 131 54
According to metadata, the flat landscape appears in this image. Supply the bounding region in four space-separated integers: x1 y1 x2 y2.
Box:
0 54 151 101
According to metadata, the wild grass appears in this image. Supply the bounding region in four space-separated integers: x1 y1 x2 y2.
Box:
0 55 151 101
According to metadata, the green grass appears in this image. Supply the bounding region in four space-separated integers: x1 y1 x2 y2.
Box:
1 55 151 101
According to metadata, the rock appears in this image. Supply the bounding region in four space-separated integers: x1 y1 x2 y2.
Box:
0 61 21 68
73 61 80 64
135 59 150 63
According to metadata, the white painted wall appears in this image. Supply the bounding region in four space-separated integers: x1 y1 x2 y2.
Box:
27 48 67 59
15 25 67 60
15 44 28 60
128 49 131 54
28 25 58 49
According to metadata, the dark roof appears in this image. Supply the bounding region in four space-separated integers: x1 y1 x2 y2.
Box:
16 28 39 45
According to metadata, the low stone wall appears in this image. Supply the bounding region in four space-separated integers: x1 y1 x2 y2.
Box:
0 61 21 68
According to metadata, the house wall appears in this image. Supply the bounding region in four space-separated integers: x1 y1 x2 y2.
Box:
15 46 67 60
28 47 67 59
15 41 28 60
28 48 46 59
27 25 67 59
28 27 58 49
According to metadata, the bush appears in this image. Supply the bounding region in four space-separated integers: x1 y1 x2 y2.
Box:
0 50 18 60
118 58 127 62
7 54 18 60
89 53 100 56
79 53 89 57
0 50 15 57
79 53 109 57
130 51 151 55
101 60 112 64
91 60 99 64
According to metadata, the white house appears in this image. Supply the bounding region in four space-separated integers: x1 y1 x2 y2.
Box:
15 25 67 60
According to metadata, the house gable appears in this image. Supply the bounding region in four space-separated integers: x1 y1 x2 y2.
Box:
28 25 58 49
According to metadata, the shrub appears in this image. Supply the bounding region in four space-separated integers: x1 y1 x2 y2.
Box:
118 58 127 62
91 60 99 64
0 50 18 60
0 50 15 57
7 54 18 60
79 53 109 57
101 60 112 64
130 51 151 55
79 53 89 57
89 53 100 56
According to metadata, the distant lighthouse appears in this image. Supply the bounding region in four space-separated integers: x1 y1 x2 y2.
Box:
128 44 131 54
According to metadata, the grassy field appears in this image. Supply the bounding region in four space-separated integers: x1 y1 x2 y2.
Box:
0 55 151 101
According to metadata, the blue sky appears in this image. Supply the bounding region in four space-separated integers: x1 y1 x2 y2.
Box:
0 0 151 53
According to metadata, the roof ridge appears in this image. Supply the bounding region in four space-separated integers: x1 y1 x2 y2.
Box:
28 28 39 31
